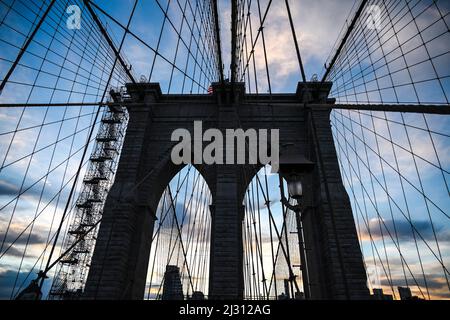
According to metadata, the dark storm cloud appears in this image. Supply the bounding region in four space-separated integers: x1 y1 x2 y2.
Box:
0 181 18 196
3 246 26 258
0 227 47 247
0 222 48 259
0 174 70 208
361 218 450 242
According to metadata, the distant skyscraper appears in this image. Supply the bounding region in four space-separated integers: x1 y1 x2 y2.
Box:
162 265 184 300
284 279 291 299
372 288 393 300
190 291 205 300
398 287 413 300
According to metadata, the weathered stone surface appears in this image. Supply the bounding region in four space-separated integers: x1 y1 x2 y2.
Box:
84 82 369 300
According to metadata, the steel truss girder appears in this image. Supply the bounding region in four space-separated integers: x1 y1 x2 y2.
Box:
1 102 449 115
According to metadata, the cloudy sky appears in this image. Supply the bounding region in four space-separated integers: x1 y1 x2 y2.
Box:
0 0 449 300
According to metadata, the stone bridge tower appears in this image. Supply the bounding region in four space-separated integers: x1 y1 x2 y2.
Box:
83 82 369 300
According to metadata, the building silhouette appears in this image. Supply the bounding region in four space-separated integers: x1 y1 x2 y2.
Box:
162 265 184 301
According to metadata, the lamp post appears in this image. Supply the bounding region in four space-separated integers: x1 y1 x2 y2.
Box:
281 178 311 300
279 152 314 299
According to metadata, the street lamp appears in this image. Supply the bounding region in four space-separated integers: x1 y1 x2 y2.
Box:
287 174 303 200
279 152 313 201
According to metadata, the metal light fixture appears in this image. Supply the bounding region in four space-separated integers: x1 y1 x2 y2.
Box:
279 150 313 201
287 174 303 200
